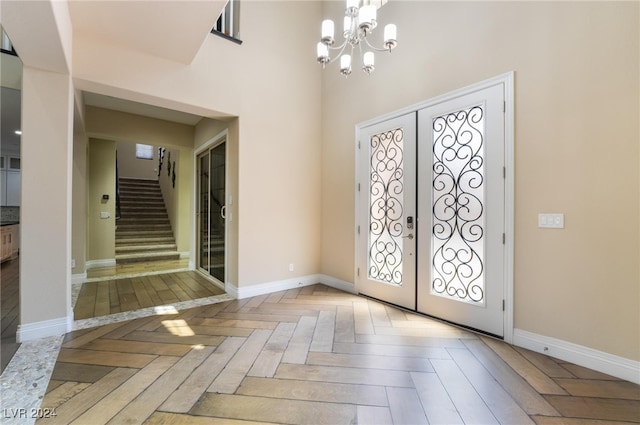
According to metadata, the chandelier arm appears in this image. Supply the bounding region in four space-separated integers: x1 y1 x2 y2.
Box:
363 36 392 52
327 41 351 65
328 39 348 52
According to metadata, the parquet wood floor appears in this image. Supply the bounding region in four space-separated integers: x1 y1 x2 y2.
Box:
42 283 640 424
0 257 20 374
74 271 225 320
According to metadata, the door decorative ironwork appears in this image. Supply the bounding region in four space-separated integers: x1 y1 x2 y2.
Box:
431 105 486 303
368 127 405 285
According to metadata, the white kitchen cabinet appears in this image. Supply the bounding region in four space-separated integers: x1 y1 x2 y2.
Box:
0 170 6 206
5 171 20 206
0 156 20 206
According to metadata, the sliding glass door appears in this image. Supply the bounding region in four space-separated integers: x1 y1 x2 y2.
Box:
197 141 226 283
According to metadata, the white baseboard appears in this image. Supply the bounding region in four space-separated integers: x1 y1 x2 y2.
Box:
513 328 640 385
17 316 70 342
179 251 191 260
318 274 356 294
86 259 116 269
72 272 87 285
225 274 355 300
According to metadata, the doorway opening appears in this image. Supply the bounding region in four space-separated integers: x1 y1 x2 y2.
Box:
196 137 227 286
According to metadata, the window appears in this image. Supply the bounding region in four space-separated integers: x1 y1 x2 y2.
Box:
136 144 154 160
211 0 242 44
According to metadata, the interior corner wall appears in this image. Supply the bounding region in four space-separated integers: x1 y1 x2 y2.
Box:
320 1 639 363
72 129 88 275
87 138 116 262
158 145 192 254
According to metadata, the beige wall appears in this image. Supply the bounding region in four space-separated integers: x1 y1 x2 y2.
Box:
320 1 639 362
19 66 74 327
85 106 194 148
73 1 323 287
87 138 116 262
116 141 158 181
158 145 192 253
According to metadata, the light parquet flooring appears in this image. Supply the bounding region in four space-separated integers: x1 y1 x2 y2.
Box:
43 284 640 424
0 257 20 374
74 271 225 320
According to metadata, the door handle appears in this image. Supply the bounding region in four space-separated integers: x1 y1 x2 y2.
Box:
220 205 227 219
402 234 414 240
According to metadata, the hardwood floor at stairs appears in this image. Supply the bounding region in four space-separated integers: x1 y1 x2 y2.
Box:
39 283 640 424
74 271 225 320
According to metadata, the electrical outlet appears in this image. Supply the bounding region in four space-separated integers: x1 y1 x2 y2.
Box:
289 263 294 272
71 259 75 268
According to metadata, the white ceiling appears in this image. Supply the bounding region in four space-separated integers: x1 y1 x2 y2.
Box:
67 0 227 65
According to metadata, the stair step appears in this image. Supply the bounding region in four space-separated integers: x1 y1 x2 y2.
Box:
118 214 169 220
117 220 170 226
116 224 173 232
116 236 176 245
116 251 181 263
116 178 178 263
115 230 174 238
119 192 163 198
116 243 177 253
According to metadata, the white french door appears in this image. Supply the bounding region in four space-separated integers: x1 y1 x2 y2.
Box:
356 113 417 310
356 79 508 337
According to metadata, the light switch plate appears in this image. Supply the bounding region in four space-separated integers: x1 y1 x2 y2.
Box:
538 213 564 228
100 211 110 219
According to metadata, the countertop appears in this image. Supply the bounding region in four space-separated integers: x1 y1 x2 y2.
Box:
0 221 19 227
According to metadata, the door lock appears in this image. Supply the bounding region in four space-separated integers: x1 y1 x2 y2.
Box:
407 216 414 229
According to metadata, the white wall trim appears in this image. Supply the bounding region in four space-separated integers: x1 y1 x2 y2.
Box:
72 272 87 285
318 274 356 294
225 274 356 300
85 259 116 269
16 316 69 342
513 328 640 385
179 251 190 260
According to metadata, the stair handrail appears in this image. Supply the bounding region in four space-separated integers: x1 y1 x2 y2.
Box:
115 155 121 220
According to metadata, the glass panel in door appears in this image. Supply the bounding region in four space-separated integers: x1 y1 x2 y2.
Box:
209 143 226 282
198 153 211 274
417 84 505 337
197 142 226 283
356 113 416 310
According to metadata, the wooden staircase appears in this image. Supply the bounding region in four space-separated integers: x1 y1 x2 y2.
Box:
115 178 180 264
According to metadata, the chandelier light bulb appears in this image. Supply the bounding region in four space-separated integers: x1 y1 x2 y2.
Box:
363 51 375 74
346 0 359 16
317 42 329 65
340 54 352 76
343 16 352 37
384 24 397 50
321 19 335 45
358 5 377 34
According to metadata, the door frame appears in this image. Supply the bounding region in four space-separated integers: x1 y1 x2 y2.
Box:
193 129 228 290
354 72 515 343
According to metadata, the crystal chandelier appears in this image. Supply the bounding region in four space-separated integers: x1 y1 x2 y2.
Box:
316 0 397 77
